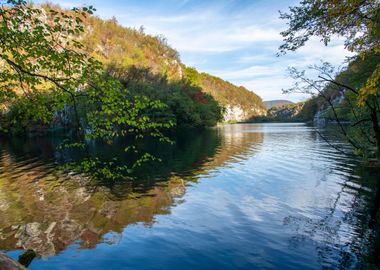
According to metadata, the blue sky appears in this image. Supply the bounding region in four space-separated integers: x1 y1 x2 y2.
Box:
37 0 353 101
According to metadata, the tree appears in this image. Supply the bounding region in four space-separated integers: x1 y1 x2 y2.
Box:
0 1 175 174
279 0 380 54
279 0 380 159
279 0 380 106
0 0 100 131
285 60 380 158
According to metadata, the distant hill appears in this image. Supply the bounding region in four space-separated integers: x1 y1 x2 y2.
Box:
185 68 266 122
263 100 294 109
75 9 266 123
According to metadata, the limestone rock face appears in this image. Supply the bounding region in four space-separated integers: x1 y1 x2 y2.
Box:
313 89 346 125
224 105 245 122
224 105 266 122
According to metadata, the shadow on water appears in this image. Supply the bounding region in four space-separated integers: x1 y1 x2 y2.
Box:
0 125 264 257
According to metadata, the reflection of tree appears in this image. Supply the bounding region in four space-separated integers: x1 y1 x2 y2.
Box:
0 125 263 257
0 157 187 257
283 164 380 269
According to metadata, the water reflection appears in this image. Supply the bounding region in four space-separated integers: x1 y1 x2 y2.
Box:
282 150 380 269
0 125 264 257
0 124 379 269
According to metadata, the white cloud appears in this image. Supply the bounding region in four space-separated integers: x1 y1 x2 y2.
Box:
238 76 301 101
237 54 275 64
228 26 282 43
112 3 355 102
102 3 283 54
207 38 354 101
35 0 354 101
211 65 283 80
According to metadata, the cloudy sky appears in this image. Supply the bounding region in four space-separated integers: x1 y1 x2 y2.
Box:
37 0 353 101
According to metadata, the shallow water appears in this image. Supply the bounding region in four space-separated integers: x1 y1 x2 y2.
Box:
1 123 379 269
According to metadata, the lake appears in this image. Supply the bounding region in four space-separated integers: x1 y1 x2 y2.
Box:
1 123 379 269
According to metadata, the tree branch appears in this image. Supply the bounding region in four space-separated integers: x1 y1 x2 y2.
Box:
318 76 358 95
352 118 372 127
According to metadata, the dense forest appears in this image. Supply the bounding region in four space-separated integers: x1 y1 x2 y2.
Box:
0 2 266 137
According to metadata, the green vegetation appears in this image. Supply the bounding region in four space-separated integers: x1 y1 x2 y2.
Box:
78 14 265 123
0 1 100 134
1 1 270 178
185 67 266 120
0 1 269 138
0 1 226 139
0 0 169 140
80 14 182 81
110 67 223 128
280 0 380 159
0 0 209 175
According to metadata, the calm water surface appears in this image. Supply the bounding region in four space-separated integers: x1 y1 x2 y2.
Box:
0 123 379 269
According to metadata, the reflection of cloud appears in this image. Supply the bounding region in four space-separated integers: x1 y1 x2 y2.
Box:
0 126 263 257
240 195 281 222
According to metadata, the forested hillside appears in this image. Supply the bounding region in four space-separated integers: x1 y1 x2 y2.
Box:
0 4 267 135
82 15 183 81
81 13 266 123
185 68 266 121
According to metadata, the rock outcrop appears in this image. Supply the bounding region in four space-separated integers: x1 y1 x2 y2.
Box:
0 254 26 270
224 105 266 122
267 102 304 120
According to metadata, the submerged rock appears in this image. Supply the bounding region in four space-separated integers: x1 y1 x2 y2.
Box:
18 250 36 267
0 253 26 270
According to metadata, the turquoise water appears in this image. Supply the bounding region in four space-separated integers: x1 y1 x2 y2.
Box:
1 123 379 269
